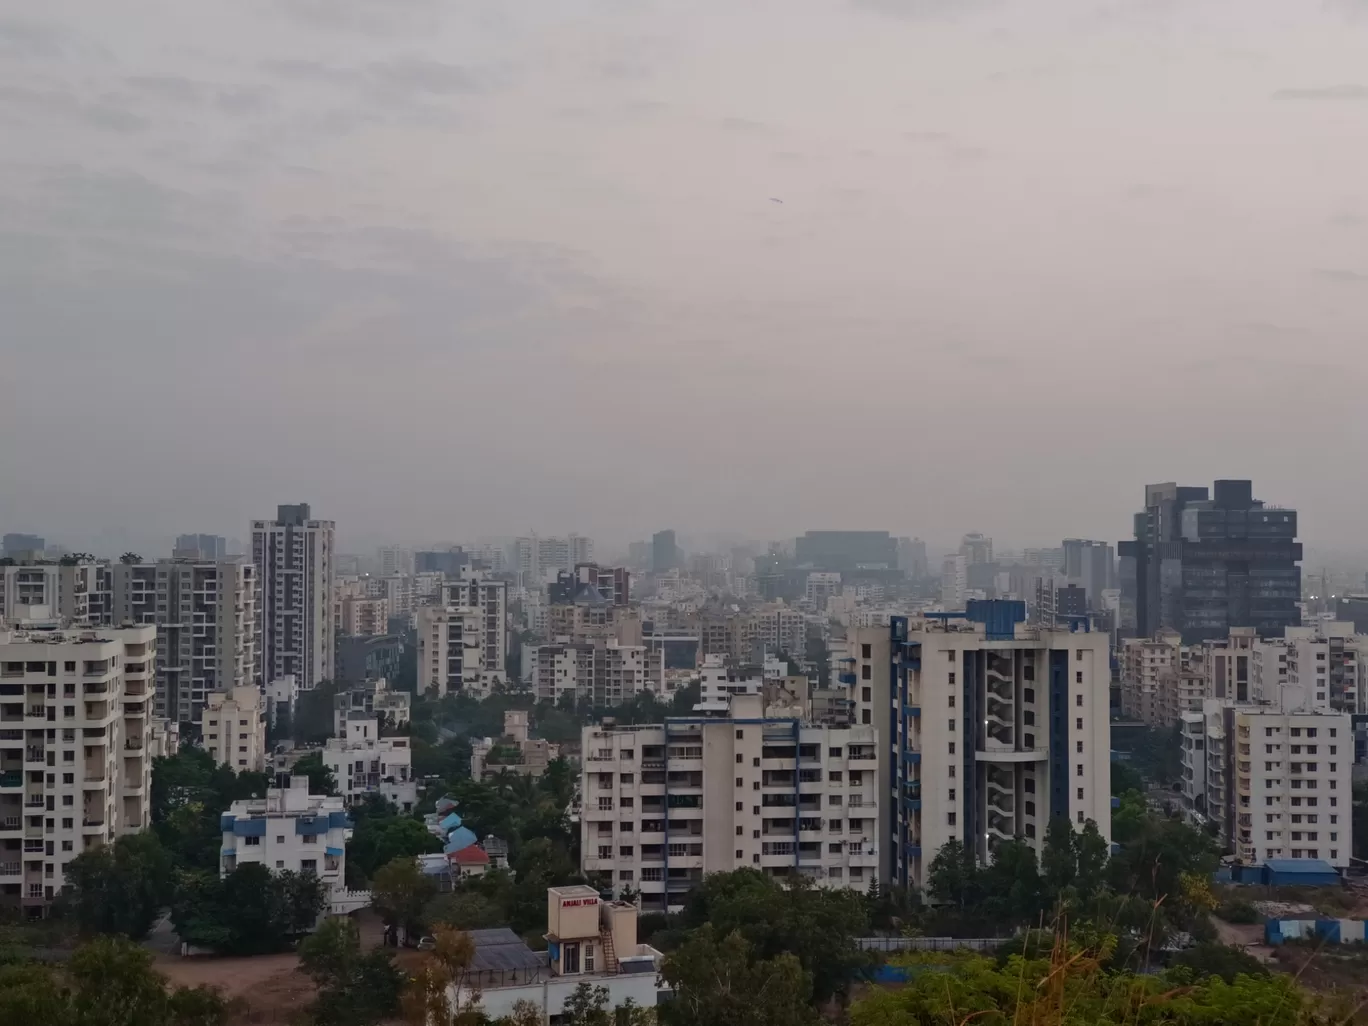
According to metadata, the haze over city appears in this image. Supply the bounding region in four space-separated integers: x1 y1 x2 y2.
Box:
5 0 1368 554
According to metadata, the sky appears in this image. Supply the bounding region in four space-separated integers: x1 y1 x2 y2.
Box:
4 0 1368 556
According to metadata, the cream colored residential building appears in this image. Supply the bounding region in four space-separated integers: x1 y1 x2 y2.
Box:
200 685 267 772
0 622 155 912
0 561 104 624
580 693 881 910
340 597 389 637
415 604 486 698
526 641 649 706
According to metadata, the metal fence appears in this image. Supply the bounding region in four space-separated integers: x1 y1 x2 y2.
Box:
857 936 1009 953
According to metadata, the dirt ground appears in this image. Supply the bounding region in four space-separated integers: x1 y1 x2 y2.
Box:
155 909 398 1024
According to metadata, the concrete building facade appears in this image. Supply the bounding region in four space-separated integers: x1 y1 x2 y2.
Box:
252 504 335 690
0 622 155 911
199 685 267 772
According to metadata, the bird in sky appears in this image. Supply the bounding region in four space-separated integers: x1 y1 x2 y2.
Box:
769 197 784 204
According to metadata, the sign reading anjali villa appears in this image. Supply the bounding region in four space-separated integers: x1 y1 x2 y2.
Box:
561 897 598 908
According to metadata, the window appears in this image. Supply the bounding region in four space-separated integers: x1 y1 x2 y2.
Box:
620 773 634 784
947 812 956 825
948 742 955 754
753 782 759 791
1076 741 1084 753
736 777 743 787
829 795 843 806
948 765 956 778
753 758 760 767
862 687 871 702
62 773 72 785
620 822 633 832
862 665 871 680
619 846 633 857
736 754 743 764
1076 764 1084 776
735 802 743 811
862 643 871 659
948 719 956 731
300 860 316 873
736 729 744 740
1077 788 1084 800
597 798 613 810
736 849 744 859
619 870 634 881
1076 672 1083 683
1076 718 1083 730
948 672 956 684
621 797 634 808
862 709 871 725
948 695 955 708
1024 688 1035 702
1077 811 1084 823
62 840 72 852
245 836 260 846
1076 694 1083 707
276 835 284 844
736 826 743 836
598 846 612 859
948 789 955 801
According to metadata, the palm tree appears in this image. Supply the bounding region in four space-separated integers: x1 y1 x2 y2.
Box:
119 552 142 565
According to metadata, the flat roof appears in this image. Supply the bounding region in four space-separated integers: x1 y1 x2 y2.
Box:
549 884 600 898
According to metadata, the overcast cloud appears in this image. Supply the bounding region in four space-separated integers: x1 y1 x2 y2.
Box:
3 0 1368 555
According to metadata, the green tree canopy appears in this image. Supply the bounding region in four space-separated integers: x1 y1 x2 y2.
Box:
62 832 174 940
298 916 405 1026
170 863 325 955
660 925 820 1026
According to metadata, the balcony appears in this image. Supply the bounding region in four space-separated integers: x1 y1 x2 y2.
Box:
0 772 20 789
124 738 144 751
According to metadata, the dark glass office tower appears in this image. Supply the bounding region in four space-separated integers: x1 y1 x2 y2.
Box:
1118 479 1301 644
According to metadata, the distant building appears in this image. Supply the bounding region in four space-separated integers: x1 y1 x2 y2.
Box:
470 710 557 780
252 504 335 689
794 531 896 575
323 715 416 812
339 596 389 637
960 533 993 566
265 675 299 731
199 685 267 772
416 605 488 698
1062 539 1116 609
0 560 102 624
1119 479 1301 643
1 533 44 558
440 570 509 680
333 677 411 737
414 547 468 576
173 534 227 560
651 530 678 574
377 546 414 577
336 634 403 685
897 537 929 578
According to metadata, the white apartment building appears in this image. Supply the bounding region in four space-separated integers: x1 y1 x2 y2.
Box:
0 622 155 912
367 575 413 620
252 504 335 690
415 604 486 698
220 776 353 908
442 571 509 680
805 573 842 612
323 714 417 812
527 641 649 706
0 561 103 625
848 604 1111 893
513 536 592 587
199 685 267 772
108 559 258 724
266 674 299 731
1192 700 1353 867
580 693 881 911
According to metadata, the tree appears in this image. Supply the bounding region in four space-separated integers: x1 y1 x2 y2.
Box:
1110 789 1148 845
562 982 611 1026
119 552 143 565
152 749 268 873
1108 813 1218 902
660 925 819 1026
1040 815 1077 896
1074 819 1110 898
299 917 405 1026
62 832 173 940
0 935 230 1026
680 869 869 1004
925 839 981 910
424 892 503 931
347 812 442 884
979 840 1042 925
1111 761 1145 796
171 864 325 955
400 926 482 1026
293 752 340 796
372 857 438 943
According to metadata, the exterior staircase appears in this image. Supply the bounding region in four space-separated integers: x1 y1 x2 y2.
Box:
600 928 619 974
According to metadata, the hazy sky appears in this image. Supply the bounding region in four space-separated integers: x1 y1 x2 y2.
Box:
4 0 1368 554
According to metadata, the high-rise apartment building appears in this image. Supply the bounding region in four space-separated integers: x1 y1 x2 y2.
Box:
415 604 486 698
513 536 594 586
377 547 414 577
442 570 508 679
960 533 993 567
863 603 1111 892
0 622 155 912
579 693 881 909
526 641 650 705
107 559 257 724
252 504 335 690
1183 700 1352 867
1061 539 1116 609
1119 480 1301 643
